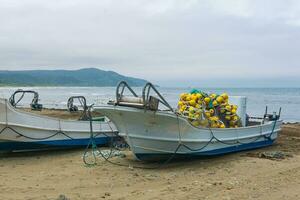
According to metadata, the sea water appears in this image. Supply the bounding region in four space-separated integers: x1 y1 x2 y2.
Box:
0 87 299 122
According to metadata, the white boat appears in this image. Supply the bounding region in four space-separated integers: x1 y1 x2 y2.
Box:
95 81 282 161
0 98 117 152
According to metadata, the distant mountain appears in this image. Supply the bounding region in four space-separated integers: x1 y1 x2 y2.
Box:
0 68 147 87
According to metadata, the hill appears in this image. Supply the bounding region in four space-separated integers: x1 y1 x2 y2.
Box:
0 68 147 86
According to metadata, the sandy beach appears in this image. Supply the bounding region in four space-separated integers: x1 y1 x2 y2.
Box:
1 0 299 199
0 110 299 200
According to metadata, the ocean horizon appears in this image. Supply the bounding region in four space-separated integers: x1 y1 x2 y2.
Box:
0 86 299 122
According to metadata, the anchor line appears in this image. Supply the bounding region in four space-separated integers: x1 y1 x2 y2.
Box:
83 106 183 169
184 114 279 147
175 114 215 152
0 107 106 141
83 112 228 168
0 125 76 140
172 115 279 155
1 99 74 141
83 101 279 168
83 110 279 169
0 123 108 141
263 119 278 140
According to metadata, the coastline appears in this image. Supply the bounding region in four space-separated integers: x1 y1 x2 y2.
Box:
0 109 299 200
1 87 300 122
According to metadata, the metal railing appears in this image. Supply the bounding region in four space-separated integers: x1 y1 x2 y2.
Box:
115 81 173 111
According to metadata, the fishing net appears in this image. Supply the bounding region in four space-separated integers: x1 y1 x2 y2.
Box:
177 90 242 128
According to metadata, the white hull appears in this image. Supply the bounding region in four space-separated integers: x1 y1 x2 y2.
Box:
0 98 117 151
95 105 282 161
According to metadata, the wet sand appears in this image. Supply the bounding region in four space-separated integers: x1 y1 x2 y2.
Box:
0 110 299 200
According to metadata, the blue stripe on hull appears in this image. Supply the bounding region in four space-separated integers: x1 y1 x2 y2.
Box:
0 137 110 151
135 139 275 161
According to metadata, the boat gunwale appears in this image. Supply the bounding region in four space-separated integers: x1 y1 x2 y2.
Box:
94 105 283 131
2 98 107 123
118 127 280 143
0 121 117 133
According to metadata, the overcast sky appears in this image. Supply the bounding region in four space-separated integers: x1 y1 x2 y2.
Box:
0 0 299 87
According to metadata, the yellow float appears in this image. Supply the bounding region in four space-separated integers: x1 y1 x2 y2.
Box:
177 90 241 128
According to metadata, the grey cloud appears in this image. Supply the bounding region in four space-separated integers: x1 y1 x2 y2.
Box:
0 0 299 86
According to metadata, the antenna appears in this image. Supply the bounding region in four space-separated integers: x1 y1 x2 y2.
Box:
278 107 282 119
264 106 268 118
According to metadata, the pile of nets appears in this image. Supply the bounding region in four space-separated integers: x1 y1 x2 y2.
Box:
177 89 241 128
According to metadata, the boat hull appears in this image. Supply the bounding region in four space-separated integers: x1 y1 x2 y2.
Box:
134 139 275 161
95 105 282 161
0 98 117 152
